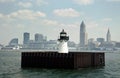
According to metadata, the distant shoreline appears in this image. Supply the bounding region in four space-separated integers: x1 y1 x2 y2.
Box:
0 49 119 53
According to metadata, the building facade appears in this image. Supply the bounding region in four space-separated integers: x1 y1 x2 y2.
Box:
23 32 30 44
35 33 44 42
80 21 88 47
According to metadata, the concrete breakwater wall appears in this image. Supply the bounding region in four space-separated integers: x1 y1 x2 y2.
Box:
21 52 105 69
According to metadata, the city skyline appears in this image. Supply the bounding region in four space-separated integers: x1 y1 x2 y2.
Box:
0 0 120 45
2 27 113 46
0 21 118 45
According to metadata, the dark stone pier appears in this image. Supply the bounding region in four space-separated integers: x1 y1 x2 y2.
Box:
21 51 105 69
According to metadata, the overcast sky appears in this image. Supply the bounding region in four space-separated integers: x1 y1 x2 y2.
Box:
0 0 120 45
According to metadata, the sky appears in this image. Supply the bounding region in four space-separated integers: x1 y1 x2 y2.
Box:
0 0 120 45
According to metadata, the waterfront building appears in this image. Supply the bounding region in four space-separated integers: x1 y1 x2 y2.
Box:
88 38 100 50
45 40 57 50
1 38 20 50
115 42 120 48
115 42 120 50
9 38 18 46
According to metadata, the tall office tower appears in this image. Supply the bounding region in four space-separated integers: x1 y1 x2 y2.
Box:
23 32 30 44
80 21 88 47
106 28 111 42
35 33 44 42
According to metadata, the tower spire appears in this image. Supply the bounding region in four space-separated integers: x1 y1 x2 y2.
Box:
106 28 111 42
80 21 86 32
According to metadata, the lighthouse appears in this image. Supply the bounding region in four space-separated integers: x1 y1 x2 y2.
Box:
58 29 69 53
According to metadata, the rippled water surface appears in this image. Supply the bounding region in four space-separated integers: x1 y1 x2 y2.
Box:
0 51 120 78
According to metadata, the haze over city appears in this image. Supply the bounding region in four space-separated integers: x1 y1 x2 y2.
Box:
0 0 120 45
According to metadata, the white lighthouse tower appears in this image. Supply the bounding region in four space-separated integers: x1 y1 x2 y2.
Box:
58 29 69 53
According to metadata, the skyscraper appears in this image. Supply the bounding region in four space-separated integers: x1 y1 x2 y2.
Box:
106 28 111 42
35 33 44 42
80 21 88 47
23 32 30 44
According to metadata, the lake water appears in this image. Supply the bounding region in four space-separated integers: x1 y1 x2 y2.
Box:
0 51 120 78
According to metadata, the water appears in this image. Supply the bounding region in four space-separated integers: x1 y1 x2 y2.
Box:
0 51 120 78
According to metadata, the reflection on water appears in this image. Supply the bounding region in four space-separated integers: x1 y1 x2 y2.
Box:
0 51 120 78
